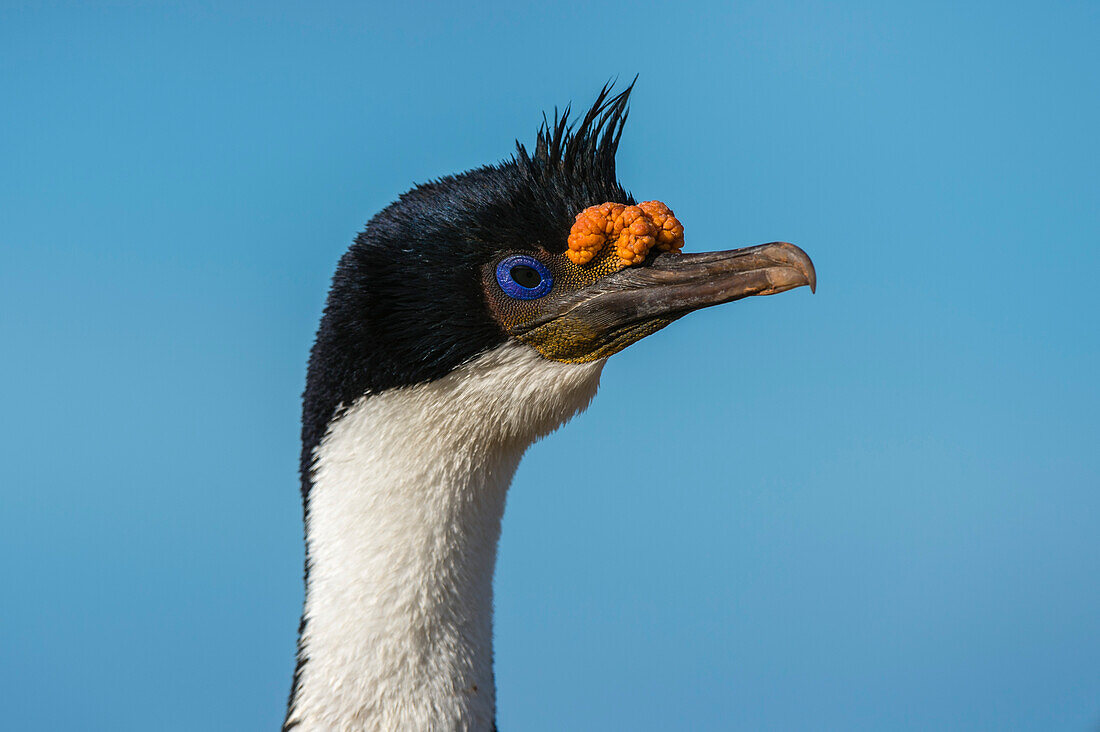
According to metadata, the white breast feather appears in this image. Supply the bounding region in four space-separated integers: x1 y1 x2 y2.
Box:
286 342 605 731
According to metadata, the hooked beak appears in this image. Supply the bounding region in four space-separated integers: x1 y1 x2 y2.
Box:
514 242 816 362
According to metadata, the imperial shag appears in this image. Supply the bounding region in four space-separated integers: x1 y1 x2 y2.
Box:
284 84 815 731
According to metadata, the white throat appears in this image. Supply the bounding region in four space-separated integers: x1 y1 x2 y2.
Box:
286 342 605 731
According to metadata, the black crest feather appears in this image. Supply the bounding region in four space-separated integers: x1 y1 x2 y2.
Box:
516 78 634 198
505 80 636 245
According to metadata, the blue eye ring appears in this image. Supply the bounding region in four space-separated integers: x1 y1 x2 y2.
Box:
495 254 553 300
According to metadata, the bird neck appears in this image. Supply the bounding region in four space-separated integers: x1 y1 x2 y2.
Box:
286 343 605 731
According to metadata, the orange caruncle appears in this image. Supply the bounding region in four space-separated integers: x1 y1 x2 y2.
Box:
566 200 685 267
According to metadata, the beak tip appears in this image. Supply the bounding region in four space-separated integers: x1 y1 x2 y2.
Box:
774 241 816 295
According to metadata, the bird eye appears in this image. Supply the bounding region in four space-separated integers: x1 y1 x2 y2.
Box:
495 255 553 299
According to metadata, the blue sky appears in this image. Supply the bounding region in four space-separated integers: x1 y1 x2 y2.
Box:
2 1 1098 729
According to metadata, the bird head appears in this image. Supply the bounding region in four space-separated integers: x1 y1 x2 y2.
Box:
302 83 814 470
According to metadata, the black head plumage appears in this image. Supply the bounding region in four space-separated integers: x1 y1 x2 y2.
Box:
300 83 637 490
